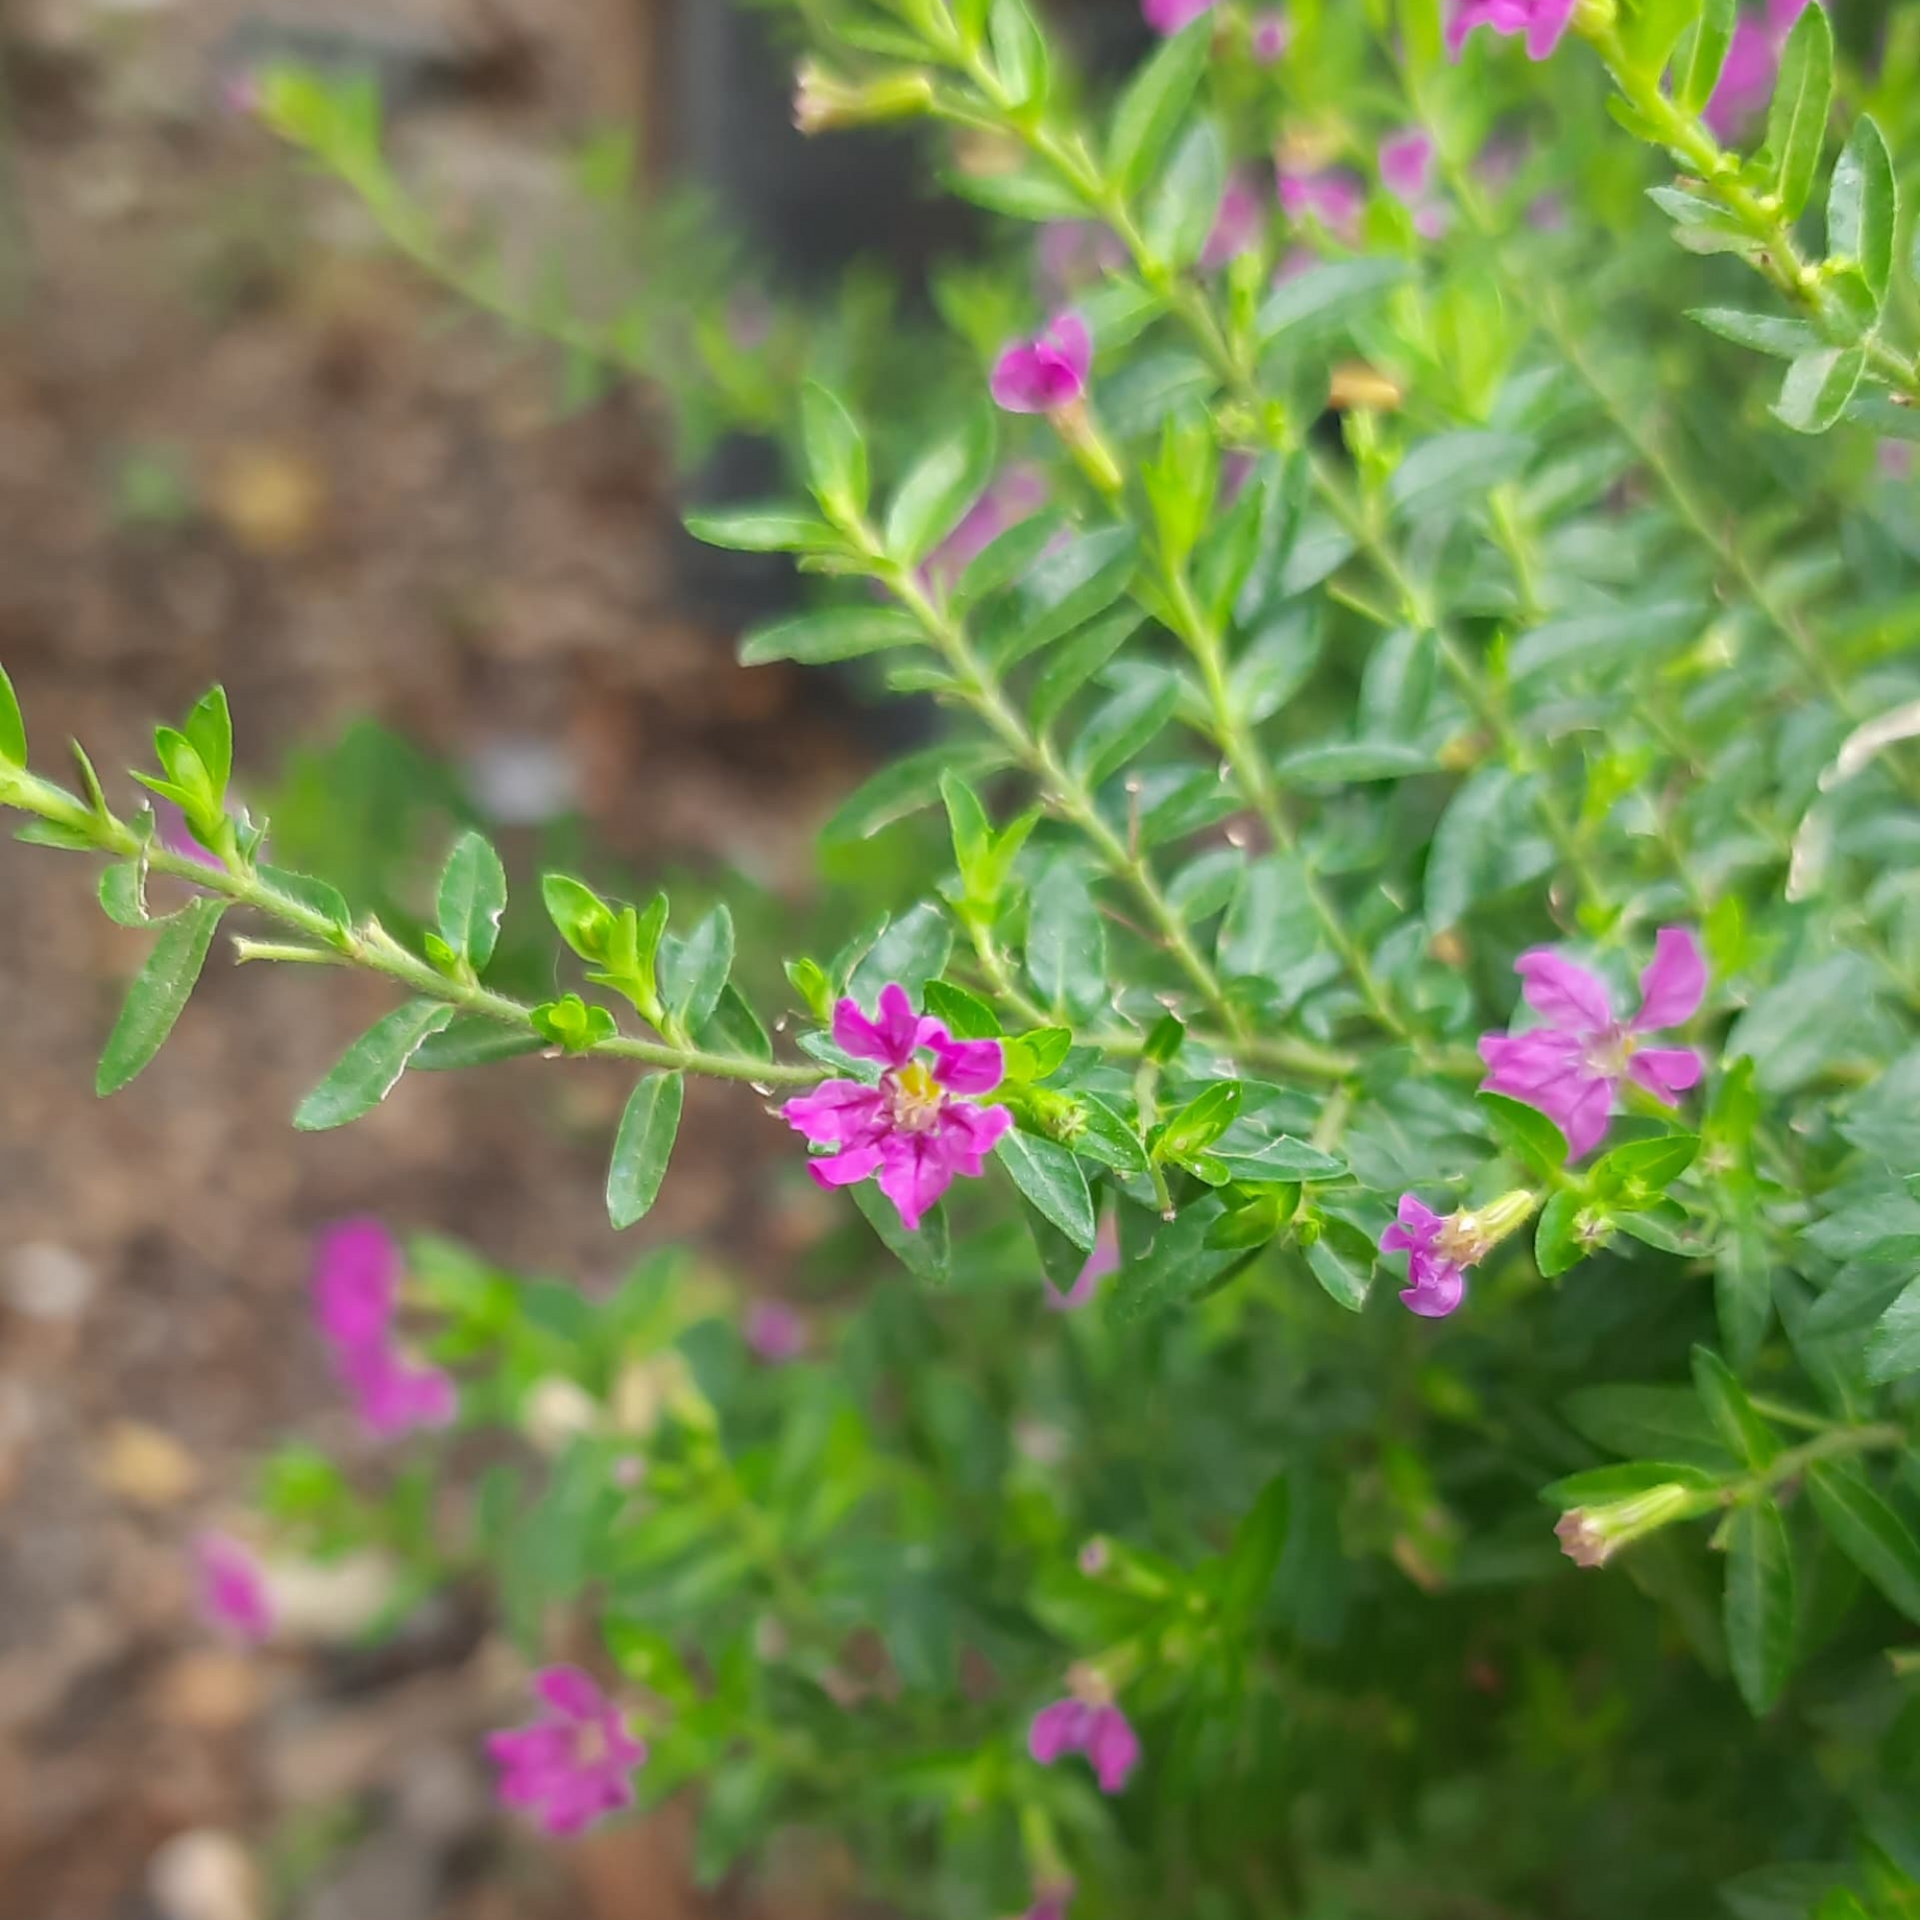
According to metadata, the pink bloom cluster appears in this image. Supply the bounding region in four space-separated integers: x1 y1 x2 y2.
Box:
1277 166 1363 244
1447 0 1576 60
195 1531 273 1642
783 984 1013 1230
1705 0 1814 139
1030 1691 1141 1794
314 1220 458 1439
487 1666 647 1837
1379 128 1451 239
1478 928 1705 1158
991 313 1092 415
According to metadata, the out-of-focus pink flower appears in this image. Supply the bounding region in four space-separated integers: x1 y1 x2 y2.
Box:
1030 1691 1141 1794
313 1219 458 1439
1251 10 1290 62
1379 129 1436 205
336 1344 459 1439
1277 166 1363 244
1879 442 1916 484
486 1666 647 1838
927 464 1049 592
1077 1537 1111 1576
1047 1215 1119 1312
1525 193 1568 232
991 313 1093 415
1446 0 1577 61
1381 1195 1472 1318
1201 172 1266 271
745 1299 809 1365
783 984 1014 1230
1143 0 1216 32
154 802 225 872
1705 1 1816 140
195 1532 273 1642
1478 929 1706 1158
1022 1883 1075 1920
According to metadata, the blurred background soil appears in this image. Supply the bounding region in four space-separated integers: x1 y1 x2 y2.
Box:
0 2 867 1914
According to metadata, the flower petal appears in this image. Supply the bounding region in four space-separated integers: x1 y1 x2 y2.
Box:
1044 311 1092 387
534 1665 605 1722
313 1217 399 1351
877 1132 957 1232
1088 1705 1142 1794
830 985 922 1067
935 1100 1013 1176
1514 947 1613 1030
1561 1077 1616 1158
1627 1047 1704 1104
1525 0 1576 58
782 1079 885 1147
1400 1255 1466 1318
1029 1698 1091 1765
805 1142 885 1191
928 1032 1006 1096
1633 927 1706 1033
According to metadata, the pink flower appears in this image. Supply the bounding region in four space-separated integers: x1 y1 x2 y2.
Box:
1143 0 1216 32
313 1219 458 1439
1276 167 1363 243
1880 442 1916 484
195 1532 273 1642
1478 929 1706 1158
1047 1215 1119 1312
927 464 1049 592
1200 172 1266 271
1446 0 1578 60
1251 10 1290 62
1380 1195 1472 1318
1379 128 1436 205
745 1299 809 1365
155 801 225 872
486 1666 647 1838
1029 1692 1141 1794
1023 1884 1075 1920
783 984 1013 1230
991 313 1092 415
1705 1 1815 140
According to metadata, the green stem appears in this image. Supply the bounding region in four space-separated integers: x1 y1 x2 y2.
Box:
1748 1422 1907 1497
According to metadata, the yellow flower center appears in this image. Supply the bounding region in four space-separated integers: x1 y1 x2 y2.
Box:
1586 1027 1639 1079
886 1061 945 1133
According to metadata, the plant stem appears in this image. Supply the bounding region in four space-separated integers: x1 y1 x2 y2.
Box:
1750 1422 1908 1497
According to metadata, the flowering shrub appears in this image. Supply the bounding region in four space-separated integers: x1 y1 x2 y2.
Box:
6 0 1920 1913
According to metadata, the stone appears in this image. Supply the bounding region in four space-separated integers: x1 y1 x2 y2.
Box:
148 1829 261 1920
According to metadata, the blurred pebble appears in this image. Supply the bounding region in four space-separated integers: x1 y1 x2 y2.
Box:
95 1421 201 1507
209 444 328 555
5 1241 98 1320
463 734 579 825
264 1553 395 1644
148 1829 261 1920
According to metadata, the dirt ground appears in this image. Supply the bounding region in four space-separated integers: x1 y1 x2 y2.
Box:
0 4 868 1915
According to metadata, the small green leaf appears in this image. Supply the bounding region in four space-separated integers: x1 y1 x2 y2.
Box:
1716 1209 1774 1374
1304 1233 1370 1313
852 1178 951 1282
660 905 735 1035
988 0 1050 106
95 896 226 1094
607 1072 685 1228
542 873 615 962
1025 855 1107 1023
413 1015 545 1070
293 1001 454 1129
923 978 1001 1039
1220 1475 1290 1627
1476 1092 1569 1180
1691 1346 1779 1468
1156 1082 1242 1162
1688 307 1824 360
1068 669 1181 787
0 660 24 767
531 994 617 1053
885 411 997 568
1774 345 1866 434
1274 741 1435 785
1211 1136 1345 1183
823 739 1011 844
1535 1190 1600 1278
98 861 152 929
1865 1275 1920 1384
183 686 233 798
1676 0 1738 113
847 903 953 1006
1766 2 1833 220
1805 1459 1920 1623
741 605 923 666
801 381 869 519
994 528 1138 668
683 505 839 552
1826 114 1896 305
1725 1500 1796 1717
1107 15 1212 195
998 1127 1096 1251
437 830 508 970
1387 431 1532 524
257 865 351 936
1144 117 1228 271
1591 1132 1700 1204
1254 257 1405 347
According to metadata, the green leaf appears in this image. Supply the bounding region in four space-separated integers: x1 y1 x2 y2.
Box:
0 660 25 766
683 505 838 552
1536 1190 1600 1278
436 830 508 970
1691 1346 1778 1468
1157 1082 1242 1162
988 0 1050 106
95 895 227 1094
1025 855 1107 1023
1254 257 1406 347
800 381 869 519
1274 741 1435 785
998 1127 1096 1251
1212 1136 1345 1183
98 861 152 929
1476 1092 1569 1180
705 983 773 1063
256 865 351 936
1304 1233 1370 1312
884 411 997 568
1774 345 1866 434
1676 0 1737 112
183 686 233 798
1826 115 1896 304
660 904 735 1034
531 993 617 1053
741 605 923 666
1724 1500 1796 1717
1805 1459 1920 1623
1386 431 1532 524
995 528 1138 668
1507 599 1705 684
944 165 1089 222
1813 1894 1872 1920
542 873 614 961
292 1001 454 1130
923 979 1001 1039
1107 15 1212 196
1112 1193 1252 1322
412 1015 544 1070
1591 1132 1700 1204
1220 1475 1290 1627
607 1072 684 1228
1716 1211 1774 1375
1003 1026 1071 1081
1766 2 1833 220
1425 766 1548 931
847 902 953 1006
1688 307 1824 360
1144 117 1227 271
852 1179 950 1282
1865 1275 1920 1384
823 739 1010 844
1564 1384 1738 1471
1068 669 1181 787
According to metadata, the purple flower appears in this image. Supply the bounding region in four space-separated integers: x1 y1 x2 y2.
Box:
1379 128 1436 205
1446 0 1578 60
1478 928 1706 1158
1029 1693 1141 1794
1143 0 1216 32
1705 1 1815 139
313 1219 459 1439
1277 167 1363 243
1381 1195 1472 1318
926 464 1049 592
1201 172 1266 270
1250 10 1290 62
1047 1215 1119 1312
745 1299 809 1365
195 1532 273 1642
991 313 1093 415
783 983 1014 1231
485 1666 647 1838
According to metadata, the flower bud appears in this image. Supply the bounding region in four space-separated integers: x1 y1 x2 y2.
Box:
793 61 935 137
1555 1482 1703 1569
